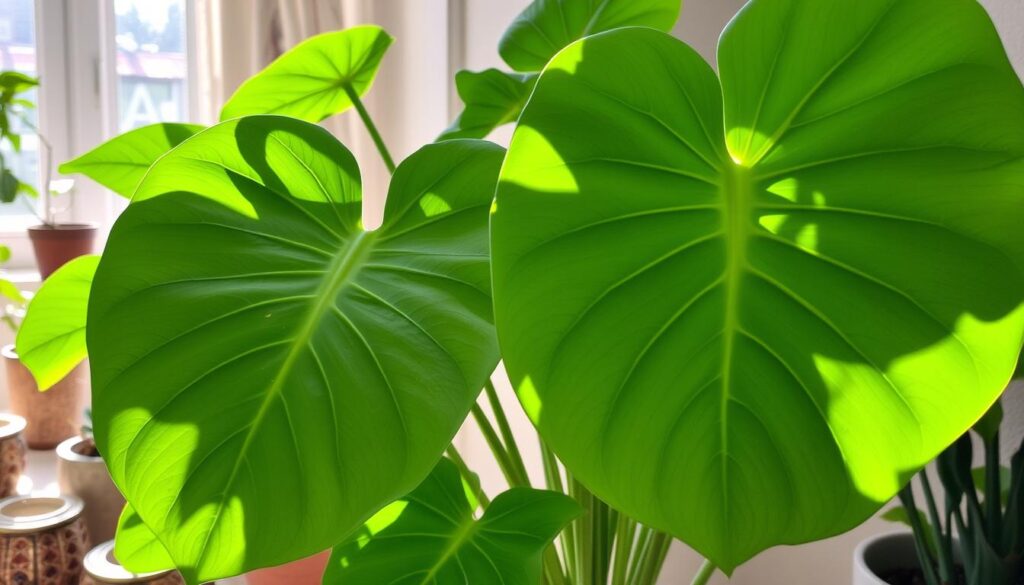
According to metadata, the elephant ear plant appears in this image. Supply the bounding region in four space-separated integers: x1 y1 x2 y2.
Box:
53 0 1024 584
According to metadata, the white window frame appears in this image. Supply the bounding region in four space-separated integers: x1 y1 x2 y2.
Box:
0 0 196 274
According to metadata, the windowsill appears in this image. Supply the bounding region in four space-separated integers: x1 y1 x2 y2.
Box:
1 268 41 285
0 214 43 234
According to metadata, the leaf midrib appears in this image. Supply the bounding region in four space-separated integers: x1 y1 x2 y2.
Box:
718 162 754 536
419 512 479 585
193 228 378 569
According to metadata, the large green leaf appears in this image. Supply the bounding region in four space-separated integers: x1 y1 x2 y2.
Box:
491 0 1024 572
59 123 203 198
324 457 580 584
439 69 538 141
16 255 98 390
498 0 681 72
88 115 503 583
220 26 392 123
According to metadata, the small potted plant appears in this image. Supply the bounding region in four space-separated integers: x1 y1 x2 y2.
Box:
0 70 95 278
56 409 125 544
857 352 1024 585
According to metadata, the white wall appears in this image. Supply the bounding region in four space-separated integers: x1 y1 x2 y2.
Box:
451 1 1024 583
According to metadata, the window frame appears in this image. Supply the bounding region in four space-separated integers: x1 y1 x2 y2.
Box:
0 0 196 273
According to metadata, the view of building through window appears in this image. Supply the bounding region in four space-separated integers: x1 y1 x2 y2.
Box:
0 0 189 218
115 0 188 131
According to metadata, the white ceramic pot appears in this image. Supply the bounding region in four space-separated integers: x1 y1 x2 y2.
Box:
81 539 185 585
854 531 961 585
57 435 125 543
855 531 918 584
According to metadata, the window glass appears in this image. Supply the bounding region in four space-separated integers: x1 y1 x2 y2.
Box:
0 0 39 217
115 0 188 130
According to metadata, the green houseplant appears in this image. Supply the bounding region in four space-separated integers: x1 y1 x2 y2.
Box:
0 70 98 276
51 0 1024 584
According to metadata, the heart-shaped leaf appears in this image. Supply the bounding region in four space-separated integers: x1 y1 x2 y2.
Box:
89 115 503 582
16 255 98 390
491 0 1024 572
498 0 681 72
324 457 580 585
220 26 392 123
439 69 537 141
59 123 203 198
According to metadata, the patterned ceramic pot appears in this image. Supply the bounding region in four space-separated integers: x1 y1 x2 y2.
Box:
80 540 185 585
0 413 26 498
0 494 89 584
56 436 124 544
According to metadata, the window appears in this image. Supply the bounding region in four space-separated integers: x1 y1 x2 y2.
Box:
0 0 195 270
0 0 38 219
114 0 189 130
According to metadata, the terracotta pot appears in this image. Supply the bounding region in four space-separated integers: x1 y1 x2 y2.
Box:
27 223 97 279
854 531 961 584
0 494 90 584
81 539 185 585
244 550 330 585
56 436 124 544
2 345 87 449
0 414 26 498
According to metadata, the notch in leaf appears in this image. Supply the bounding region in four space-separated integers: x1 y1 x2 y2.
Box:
324 457 581 584
220 25 393 123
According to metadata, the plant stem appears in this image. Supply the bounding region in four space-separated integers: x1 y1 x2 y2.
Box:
574 480 594 585
591 496 612 584
689 559 717 585
470 392 567 585
610 514 637 585
446 445 489 507
14 112 52 224
921 473 958 581
920 472 954 583
898 483 942 585
342 84 396 174
470 403 521 486
635 531 671 585
627 525 653 584
985 432 1002 544
540 439 564 493
484 380 530 486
